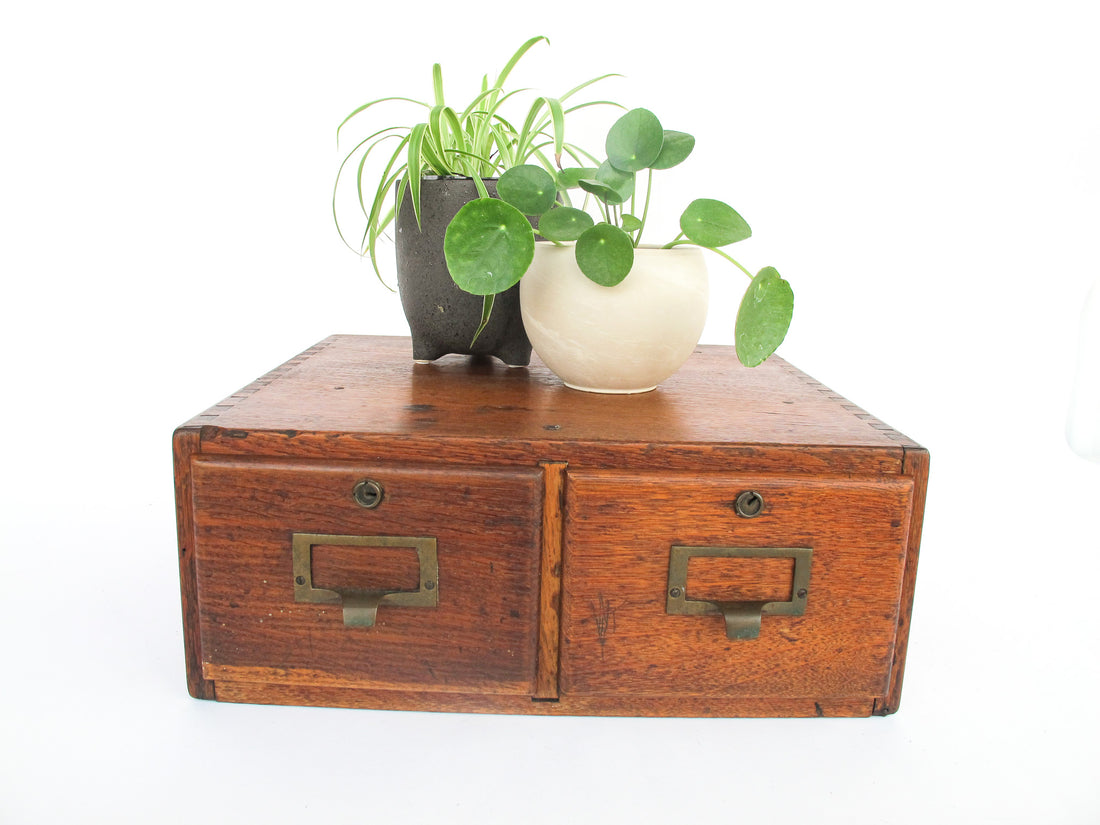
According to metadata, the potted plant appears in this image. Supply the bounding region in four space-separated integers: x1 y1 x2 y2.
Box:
442 106 794 392
333 36 618 366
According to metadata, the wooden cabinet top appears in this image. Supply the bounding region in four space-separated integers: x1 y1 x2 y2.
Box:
180 335 922 474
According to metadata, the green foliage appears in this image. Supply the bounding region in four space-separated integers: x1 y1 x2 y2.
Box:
498 165 557 216
440 106 796 367
443 198 534 296
680 199 752 247
650 131 695 170
735 267 795 367
537 207 594 242
605 108 663 172
333 36 620 286
335 45 797 367
575 224 634 286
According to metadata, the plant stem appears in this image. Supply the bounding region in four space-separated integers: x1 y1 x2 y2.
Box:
635 169 653 248
662 240 755 279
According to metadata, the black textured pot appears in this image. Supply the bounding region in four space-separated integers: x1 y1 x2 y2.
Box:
395 176 532 366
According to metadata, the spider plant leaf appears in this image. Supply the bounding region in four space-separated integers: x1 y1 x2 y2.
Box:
558 73 623 102
366 167 404 258
355 134 410 259
441 107 469 172
448 147 498 171
394 174 408 227
461 86 503 121
492 36 547 95
432 63 444 107
470 89 526 169
576 223 634 286
735 267 794 367
546 96 565 162
444 199 535 296
427 105 454 173
606 108 664 173
369 139 409 218
560 143 602 166
679 198 751 247
336 96 429 145
366 204 397 290
332 129 403 253
498 164 557 215
470 294 495 346
470 173 490 199
650 130 695 170
488 122 517 171
516 96 546 158
562 100 625 116
537 206 594 242
407 123 428 227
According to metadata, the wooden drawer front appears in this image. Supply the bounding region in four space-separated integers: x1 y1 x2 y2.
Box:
190 458 542 694
560 471 914 699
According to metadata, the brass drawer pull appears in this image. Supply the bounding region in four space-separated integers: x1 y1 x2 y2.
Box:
292 533 438 627
666 546 812 640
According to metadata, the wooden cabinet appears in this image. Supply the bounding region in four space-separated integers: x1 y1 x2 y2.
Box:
173 335 929 717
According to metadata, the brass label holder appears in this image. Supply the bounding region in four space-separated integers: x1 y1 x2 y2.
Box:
291 533 439 628
666 546 812 640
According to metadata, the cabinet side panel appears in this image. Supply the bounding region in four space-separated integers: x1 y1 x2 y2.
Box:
173 427 215 699
879 447 930 714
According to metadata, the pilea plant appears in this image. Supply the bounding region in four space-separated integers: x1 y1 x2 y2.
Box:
333 35 617 285
443 107 794 367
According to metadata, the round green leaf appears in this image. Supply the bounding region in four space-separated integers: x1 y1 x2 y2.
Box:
606 108 664 173
444 198 535 296
537 206 594 242
576 223 635 286
680 198 752 247
557 167 600 189
497 164 557 216
596 160 635 203
735 267 794 367
620 214 643 232
578 177 626 206
650 130 695 170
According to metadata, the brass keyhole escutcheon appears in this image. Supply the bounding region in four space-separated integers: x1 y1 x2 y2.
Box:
353 479 384 509
734 490 764 518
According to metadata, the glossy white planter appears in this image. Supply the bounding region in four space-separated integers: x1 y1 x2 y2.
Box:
520 243 709 393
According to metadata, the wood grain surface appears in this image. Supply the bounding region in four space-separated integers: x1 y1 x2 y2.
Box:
182 335 913 475
173 335 929 716
190 457 543 694
212 681 876 717
560 470 914 699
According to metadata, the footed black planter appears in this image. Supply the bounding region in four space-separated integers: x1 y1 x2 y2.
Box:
395 176 532 366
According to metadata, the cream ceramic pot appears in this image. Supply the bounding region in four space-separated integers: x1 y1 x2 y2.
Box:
519 243 709 393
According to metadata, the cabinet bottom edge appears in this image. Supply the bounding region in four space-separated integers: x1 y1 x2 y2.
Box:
209 681 880 718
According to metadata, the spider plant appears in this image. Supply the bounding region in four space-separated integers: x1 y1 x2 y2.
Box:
333 35 619 286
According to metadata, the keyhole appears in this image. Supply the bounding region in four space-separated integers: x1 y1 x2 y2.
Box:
353 479 384 509
734 490 764 518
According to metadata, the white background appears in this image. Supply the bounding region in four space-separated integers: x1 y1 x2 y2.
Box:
2 1 1098 822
